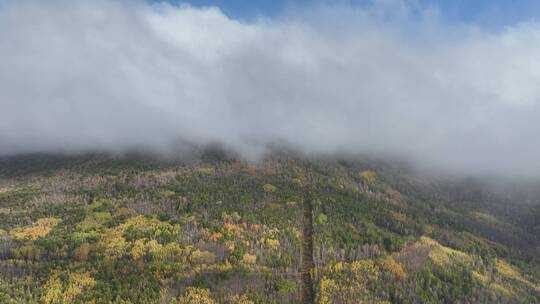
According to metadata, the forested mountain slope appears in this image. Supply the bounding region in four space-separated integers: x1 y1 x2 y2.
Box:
0 153 538 303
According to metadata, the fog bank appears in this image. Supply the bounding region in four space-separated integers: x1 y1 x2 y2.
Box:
1 0 540 176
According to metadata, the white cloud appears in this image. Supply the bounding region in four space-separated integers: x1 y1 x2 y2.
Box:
1 0 540 176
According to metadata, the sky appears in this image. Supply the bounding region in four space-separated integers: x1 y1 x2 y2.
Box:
1 0 540 177
164 0 540 28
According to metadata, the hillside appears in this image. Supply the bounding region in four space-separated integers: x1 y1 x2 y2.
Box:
0 153 538 303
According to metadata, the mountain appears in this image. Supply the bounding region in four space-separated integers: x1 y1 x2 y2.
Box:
0 153 538 303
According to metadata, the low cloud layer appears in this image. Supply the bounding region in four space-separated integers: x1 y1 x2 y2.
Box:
1 0 540 176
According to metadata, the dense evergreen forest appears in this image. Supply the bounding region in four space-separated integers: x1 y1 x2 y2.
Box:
0 152 538 303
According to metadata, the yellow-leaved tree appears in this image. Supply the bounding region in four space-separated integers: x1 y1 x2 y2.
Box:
175 287 216 304
41 271 96 304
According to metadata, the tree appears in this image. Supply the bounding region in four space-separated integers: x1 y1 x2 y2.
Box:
177 287 216 304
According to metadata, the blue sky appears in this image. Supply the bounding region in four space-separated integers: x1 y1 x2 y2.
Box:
154 0 540 28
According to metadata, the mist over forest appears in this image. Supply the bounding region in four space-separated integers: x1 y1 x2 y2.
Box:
2 0 540 177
